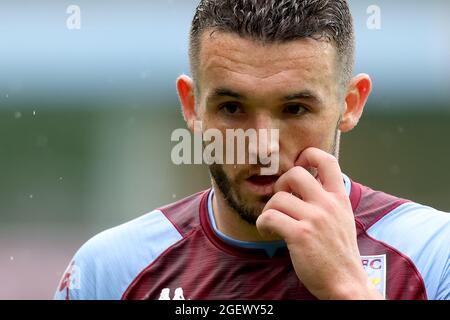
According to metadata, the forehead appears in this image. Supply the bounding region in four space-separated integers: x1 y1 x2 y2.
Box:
197 31 339 96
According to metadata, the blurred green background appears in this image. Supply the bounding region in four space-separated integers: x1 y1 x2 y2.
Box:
0 0 449 299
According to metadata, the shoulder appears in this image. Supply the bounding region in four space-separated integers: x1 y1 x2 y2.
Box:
54 191 208 300
54 191 209 300
366 200 450 300
54 209 184 300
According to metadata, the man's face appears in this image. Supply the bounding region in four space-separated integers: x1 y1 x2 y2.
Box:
196 31 344 225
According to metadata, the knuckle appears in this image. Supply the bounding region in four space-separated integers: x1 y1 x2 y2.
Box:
296 222 313 238
274 191 292 202
309 208 326 225
266 192 286 209
259 209 277 224
322 198 339 213
324 153 339 164
303 147 316 155
288 166 307 178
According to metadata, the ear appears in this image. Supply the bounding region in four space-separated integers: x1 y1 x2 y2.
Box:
339 74 372 133
176 74 198 132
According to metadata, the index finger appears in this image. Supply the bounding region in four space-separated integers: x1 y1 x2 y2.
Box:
295 147 346 194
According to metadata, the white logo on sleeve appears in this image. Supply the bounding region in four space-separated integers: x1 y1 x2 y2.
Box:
158 287 186 300
361 255 387 298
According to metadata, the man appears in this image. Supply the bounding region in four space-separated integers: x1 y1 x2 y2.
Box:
55 0 450 300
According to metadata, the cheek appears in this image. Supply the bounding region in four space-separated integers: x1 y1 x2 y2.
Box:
280 120 337 161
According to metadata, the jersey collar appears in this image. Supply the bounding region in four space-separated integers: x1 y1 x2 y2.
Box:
202 174 354 258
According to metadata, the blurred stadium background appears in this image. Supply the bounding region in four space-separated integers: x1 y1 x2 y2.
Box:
0 0 449 299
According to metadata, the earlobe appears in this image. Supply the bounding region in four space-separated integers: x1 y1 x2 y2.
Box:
339 74 372 133
176 75 197 132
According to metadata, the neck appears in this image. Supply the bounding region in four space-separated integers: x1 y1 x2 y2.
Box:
211 182 282 242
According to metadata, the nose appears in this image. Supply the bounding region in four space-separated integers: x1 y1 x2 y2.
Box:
251 112 274 132
248 113 279 166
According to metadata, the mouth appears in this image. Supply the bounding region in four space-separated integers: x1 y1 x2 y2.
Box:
245 174 280 196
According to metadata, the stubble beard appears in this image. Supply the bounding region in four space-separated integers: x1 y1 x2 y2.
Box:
209 127 341 226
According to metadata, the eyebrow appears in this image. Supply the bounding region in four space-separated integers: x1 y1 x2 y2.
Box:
207 87 322 105
207 88 245 101
283 90 322 104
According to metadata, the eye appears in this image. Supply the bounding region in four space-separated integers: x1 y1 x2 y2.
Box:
283 103 308 116
219 102 243 115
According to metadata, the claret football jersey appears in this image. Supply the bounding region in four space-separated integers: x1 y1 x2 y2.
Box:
54 175 450 300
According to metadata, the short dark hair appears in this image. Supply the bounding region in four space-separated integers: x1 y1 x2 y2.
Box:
189 0 355 90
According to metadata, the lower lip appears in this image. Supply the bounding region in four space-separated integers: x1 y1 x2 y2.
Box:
245 176 279 196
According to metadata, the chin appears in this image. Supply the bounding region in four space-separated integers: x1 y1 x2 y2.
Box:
238 192 269 215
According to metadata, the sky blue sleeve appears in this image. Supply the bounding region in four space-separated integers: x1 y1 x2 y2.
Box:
54 240 98 300
367 202 450 300
436 254 450 300
54 210 183 300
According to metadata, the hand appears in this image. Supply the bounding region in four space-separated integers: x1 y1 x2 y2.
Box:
256 147 383 300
